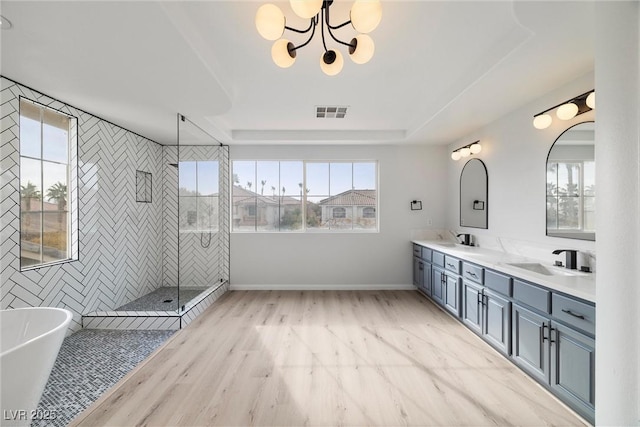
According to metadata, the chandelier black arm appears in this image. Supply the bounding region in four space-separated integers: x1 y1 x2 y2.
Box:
323 5 355 48
327 20 352 30
284 18 315 34
327 25 356 49
290 17 318 52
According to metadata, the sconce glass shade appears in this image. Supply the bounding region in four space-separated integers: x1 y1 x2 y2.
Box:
349 34 375 64
533 114 552 129
459 147 471 157
272 39 296 68
320 49 344 76
256 4 285 40
451 151 462 161
469 143 482 154
586 92 595 109
290 0 323 19
557 102 579 120
350 0 382 34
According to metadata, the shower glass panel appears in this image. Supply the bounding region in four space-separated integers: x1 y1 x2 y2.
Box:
171 115 229 312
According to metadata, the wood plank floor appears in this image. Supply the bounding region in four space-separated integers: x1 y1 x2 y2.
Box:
72 291 588 426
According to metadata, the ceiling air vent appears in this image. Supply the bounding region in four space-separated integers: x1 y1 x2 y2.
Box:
316 106 348 119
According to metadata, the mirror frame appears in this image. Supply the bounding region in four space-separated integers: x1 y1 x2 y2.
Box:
460 158 488 229
545 121 595 241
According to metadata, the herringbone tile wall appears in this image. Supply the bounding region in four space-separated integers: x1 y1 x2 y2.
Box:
162 145 230 289
1 78 166 332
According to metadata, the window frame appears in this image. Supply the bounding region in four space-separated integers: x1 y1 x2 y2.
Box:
19 97 79 271
231 160 379 233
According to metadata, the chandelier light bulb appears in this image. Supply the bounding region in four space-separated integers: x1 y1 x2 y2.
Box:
320 50 344 76
256 4 285 40
459 147 471 158
349 34 375 64
451 151 461 161
586 92 595 109
350 0 382 34
556 102 579 120
290 0 323 19
272 39 296 68
469 143 482 154
533 114 552 129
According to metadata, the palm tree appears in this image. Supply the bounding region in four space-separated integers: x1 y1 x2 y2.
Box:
20 181 41 211
247 181 253 191
261 180 267 195
233 173 240 185
46 182 67 210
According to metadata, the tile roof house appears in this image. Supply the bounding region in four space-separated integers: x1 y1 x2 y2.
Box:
318 189 377 230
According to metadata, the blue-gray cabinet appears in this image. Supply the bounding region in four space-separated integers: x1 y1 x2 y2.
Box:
550 323 595 421
411 243 595 424
512 303 550 383
463 278 510 356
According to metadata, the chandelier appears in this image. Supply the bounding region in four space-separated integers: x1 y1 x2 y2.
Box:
255 0 382 76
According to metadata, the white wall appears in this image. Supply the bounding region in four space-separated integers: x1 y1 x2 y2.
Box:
445 72 597 267
229 144 447 288
594 2 639 424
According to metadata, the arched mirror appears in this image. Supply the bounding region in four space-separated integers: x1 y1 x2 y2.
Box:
546 122 595 241
460 158 488 229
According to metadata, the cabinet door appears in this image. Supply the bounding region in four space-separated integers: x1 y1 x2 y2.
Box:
462 280 482 334
550 323 595 424
413 257 424 288
423 263 432 296
431 267 445 306
512 303 550 384
444 273 460 317
483 289 511 356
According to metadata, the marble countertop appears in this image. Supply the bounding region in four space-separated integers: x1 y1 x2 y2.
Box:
412 240 596 303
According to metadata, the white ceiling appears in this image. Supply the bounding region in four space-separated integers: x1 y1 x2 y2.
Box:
0 1 594 146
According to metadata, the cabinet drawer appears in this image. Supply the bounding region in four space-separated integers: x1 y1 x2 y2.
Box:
462 262 483 284
485 269 512 297
421 247 432 262
432 251 445 268
513 279 550 314
413 244 422 257
444 255 461 275
552 294 595 336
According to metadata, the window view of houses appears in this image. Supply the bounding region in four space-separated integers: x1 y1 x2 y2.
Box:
232 161 377 232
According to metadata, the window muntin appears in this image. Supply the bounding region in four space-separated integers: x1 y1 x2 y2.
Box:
19 98 77 269
546 160 595 232
232 160 377 232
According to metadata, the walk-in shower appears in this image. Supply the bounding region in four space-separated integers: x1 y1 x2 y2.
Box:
85 115 230 328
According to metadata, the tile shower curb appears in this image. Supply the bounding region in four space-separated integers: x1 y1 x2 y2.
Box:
82 281 230 330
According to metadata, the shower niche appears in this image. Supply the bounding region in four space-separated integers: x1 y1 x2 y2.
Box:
83 115 230 330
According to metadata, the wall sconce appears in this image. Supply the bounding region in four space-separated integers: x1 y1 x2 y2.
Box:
533 90 595 130
451 141 481 161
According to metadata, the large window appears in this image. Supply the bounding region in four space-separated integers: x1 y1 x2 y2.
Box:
232 161 377 232
546 160 595 232
19 98 77 269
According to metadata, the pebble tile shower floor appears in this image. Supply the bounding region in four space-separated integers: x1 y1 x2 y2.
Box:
32 329 175 427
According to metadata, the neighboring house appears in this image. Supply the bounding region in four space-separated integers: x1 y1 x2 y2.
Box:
232 186 302 229
318 189 376 229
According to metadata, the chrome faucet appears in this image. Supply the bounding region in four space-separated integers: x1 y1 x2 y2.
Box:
457 233 471 246
552 249 577 270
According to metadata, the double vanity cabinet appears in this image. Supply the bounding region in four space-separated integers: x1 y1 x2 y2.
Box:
412 241 596 424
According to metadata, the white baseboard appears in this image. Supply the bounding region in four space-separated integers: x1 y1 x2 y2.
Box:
229 284 417 291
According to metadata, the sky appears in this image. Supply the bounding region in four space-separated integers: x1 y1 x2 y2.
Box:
232 161 377 200
20 115 69 198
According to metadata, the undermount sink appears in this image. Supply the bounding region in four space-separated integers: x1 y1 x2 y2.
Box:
434 242 458 247
506 262 583 277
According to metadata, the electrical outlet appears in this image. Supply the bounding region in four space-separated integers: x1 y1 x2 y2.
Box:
427 218 433 226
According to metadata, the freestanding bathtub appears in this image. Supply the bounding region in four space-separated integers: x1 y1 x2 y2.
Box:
1 307 72 426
